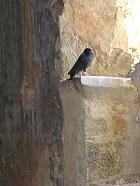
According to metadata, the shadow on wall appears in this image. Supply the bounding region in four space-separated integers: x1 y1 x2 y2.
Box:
0 0 65 186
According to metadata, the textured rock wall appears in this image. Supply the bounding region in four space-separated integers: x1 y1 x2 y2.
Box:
0 0 64 186
129 63 140 95
0 0 135 186
60 0 129 78
60 77 140 186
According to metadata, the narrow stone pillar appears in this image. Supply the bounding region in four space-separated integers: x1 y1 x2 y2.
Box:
60 76 140 186
0 1 64 185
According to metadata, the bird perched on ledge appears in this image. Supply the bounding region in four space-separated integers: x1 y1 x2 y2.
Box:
68 48 94 80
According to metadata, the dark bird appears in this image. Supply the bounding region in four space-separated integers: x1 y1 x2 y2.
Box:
68 48 94 80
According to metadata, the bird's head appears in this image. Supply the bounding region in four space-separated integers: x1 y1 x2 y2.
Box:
84 48 93 54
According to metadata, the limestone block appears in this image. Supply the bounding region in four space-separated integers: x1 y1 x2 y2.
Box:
59 76 140 186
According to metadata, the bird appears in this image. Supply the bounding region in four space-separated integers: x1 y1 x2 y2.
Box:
68 48 94 80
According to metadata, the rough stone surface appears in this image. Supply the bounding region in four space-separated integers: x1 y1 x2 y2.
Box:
107 50 133 77
0 1 64 186
0 0 138 186
60 76 140 186
129 62 140 94
60 0 129 79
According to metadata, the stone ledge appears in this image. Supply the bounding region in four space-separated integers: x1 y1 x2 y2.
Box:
60 76 137 101
81 76 131 88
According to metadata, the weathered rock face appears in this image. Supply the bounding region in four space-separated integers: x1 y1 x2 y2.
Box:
60 0 129 78
0 1 64 186
0 0 137 186
129 62 140 94
107 49 133 77
60 76 140 186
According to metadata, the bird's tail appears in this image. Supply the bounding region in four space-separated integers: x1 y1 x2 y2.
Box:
69 77 73 80
68 71 71 75
68 71 75 80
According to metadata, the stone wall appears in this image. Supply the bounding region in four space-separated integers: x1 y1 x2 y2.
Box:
0 1 64 186
60 0 129 78
0 0 137 186
60 76 140 186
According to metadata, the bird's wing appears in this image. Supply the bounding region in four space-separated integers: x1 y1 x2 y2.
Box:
68 53 86 75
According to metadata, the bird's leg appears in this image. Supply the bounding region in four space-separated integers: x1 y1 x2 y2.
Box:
82 70 88 76
84 72 88 76
80 70 83 78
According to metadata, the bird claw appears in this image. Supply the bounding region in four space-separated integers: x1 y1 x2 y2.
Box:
82 71 88 76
